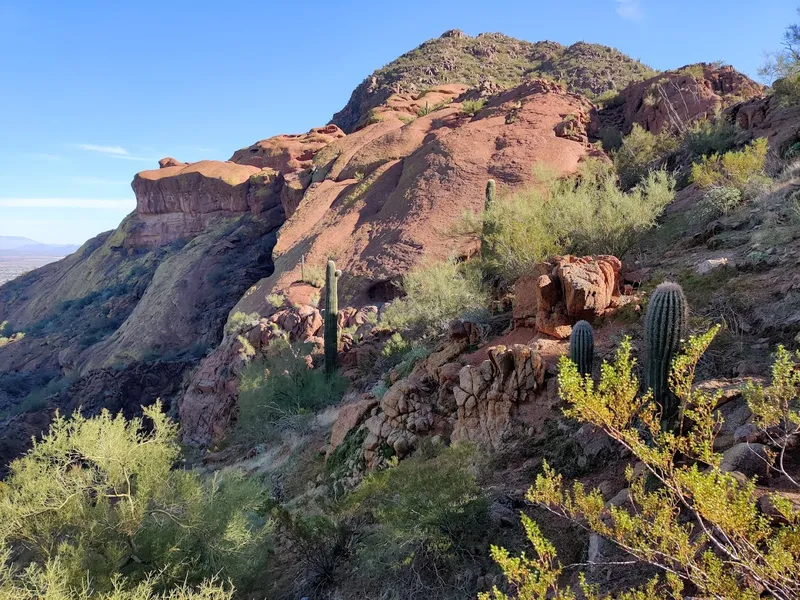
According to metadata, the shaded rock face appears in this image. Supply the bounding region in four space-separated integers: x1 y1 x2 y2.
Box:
451 344 546 447
513 255 631 339
729 94 800 156
361 337 549 468
596 63 762 135
179 302 380 445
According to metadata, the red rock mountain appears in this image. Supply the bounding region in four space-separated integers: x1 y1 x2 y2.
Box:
0 30 770 466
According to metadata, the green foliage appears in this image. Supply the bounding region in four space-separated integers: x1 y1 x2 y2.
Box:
682 115 740 159
461 98 487 116
324 260 341 375
0 321 24 348
381 258 487 335
773 73 800 106
487 329 800 599
593 89 625 108
479 160 674 280
644 282 688 432
569 320 594 377
235 337 348 444
300 263 325 288
348 444 488 598
225 311 260 336
690 137 769 192
701 185 744 215
265 293 284 309
613 124 679 189
0 403 270 597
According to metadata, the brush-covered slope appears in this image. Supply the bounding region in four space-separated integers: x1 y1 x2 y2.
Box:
331 30 657 132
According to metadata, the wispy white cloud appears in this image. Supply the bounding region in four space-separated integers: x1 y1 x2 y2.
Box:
0 198 135 210
615 0 643 21
71 176 130 186
70 144 154 162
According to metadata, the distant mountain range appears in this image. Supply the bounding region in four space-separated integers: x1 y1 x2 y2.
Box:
0 236 79 257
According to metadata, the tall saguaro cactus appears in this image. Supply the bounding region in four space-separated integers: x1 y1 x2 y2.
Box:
324 260 342 376
569 320 594 377
481 179 497 264
644 282 688 432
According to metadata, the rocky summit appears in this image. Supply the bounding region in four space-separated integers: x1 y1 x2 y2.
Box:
4 22 800 600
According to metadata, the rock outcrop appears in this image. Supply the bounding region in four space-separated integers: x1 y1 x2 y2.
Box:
513 255 631 339
596 63 762 135
130 161 284 247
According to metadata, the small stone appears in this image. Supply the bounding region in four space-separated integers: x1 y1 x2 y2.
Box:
734 423 760 444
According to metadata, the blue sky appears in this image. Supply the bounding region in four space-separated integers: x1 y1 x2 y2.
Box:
0 0 796 245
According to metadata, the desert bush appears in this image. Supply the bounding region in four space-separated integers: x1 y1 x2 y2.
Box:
483 328 800 599
0 403 270 597
381 258 487 336
682 115 740 159
773 73 800 106
301 264 326 288
613 123 679 189
234 338 348 444
461 98 487 116
265 293 284 309
701 185 744 215
480 160 674 280
347 444 488 599
690 137 769 193
225 311 260 336
593 89 625 108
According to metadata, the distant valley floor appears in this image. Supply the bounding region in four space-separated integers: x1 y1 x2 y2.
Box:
0 256 61 285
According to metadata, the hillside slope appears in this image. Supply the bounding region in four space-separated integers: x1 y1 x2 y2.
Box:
331 30 658 132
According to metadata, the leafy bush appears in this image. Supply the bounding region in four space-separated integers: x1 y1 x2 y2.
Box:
613 123 679 189
381 258 487 336
701 185 744 215
461 98 487 116
690 137 769 192
773 73 800 106
682 115 740 159
234 338 348 444
480 160 674 280
265 293 284 309
0 403 270 597
483 328 800 599
300 264 326 288
225 311 260 336
347 444 488 599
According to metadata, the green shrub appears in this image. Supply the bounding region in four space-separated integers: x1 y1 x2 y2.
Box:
480 160 674 280
690 137 769 193
702 185 744 215
613 123 679 189
300 264 325 288
380 258 487 336
593 88 625 108
682 115 740 159
460 98 487 116
483 329 800 600
0 403 270 597
773 73 800 105
347 444 488 598
234 338 348 444
265 293 284 309
225 311 260 336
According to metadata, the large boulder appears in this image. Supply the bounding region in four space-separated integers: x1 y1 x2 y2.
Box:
229 125 345 173
513 255 628 339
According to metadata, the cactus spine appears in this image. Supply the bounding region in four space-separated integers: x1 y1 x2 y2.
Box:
644 282 688 432
481 179 496 262
569 320 594 377
324 260 342 376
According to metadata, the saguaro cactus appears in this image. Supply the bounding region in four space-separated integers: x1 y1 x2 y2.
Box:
324 260 342 376
569 320 594 377
300 254 306 283
481 179 496 262
644 282 688 432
